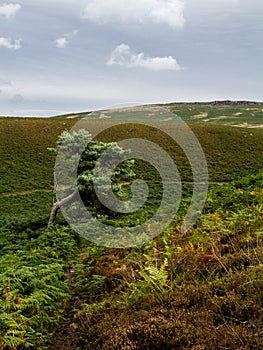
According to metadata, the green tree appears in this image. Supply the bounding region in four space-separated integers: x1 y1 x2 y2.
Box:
48 129 135 225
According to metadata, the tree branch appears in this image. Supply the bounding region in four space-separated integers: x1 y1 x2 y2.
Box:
48 189 78 226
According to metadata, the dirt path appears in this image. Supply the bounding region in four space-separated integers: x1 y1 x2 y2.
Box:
47 268 85 350
0 188 53 197
0 181 229 198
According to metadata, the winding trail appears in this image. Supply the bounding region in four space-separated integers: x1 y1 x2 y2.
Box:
0 181 230 198
0 188 53 197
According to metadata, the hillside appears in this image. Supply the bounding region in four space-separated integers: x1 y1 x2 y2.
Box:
0 103 262 349
53 100 263 129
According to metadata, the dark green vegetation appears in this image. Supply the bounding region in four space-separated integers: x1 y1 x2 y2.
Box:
0 103 263 349
0 118 75 193
47 129 137 230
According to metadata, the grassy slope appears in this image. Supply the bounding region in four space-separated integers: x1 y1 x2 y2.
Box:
0 104 262 349
0 116 262 194
0 117 262 231
54 101 263 127
0 118 75 193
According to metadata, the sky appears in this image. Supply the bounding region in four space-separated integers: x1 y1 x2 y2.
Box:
0 0 262 116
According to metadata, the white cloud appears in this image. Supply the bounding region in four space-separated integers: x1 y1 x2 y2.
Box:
82 0 185 29
0 37 21 50
0 3 21 19
54 37 68 48
107 44 183 71
54 30 78 48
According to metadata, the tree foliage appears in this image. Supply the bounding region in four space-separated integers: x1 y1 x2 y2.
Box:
48 129 135 224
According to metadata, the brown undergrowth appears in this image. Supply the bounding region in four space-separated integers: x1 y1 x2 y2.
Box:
48 205 263 350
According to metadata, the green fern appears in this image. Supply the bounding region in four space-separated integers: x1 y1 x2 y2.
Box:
138 258 170 294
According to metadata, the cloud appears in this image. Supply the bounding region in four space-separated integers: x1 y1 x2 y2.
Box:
54 30 78 48
0 37 21 50
0 3 21 19
82 0 185 29
107 44 183 71
54 37 69 48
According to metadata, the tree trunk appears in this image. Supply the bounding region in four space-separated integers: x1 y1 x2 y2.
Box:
48 189 78 226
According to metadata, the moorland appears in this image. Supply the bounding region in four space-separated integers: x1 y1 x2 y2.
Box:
0 101 262 349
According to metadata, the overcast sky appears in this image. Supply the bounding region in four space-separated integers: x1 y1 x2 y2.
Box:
0 0 262 116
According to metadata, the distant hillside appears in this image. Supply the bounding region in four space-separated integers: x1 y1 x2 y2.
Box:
165 100 263 106
52 101 263 128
